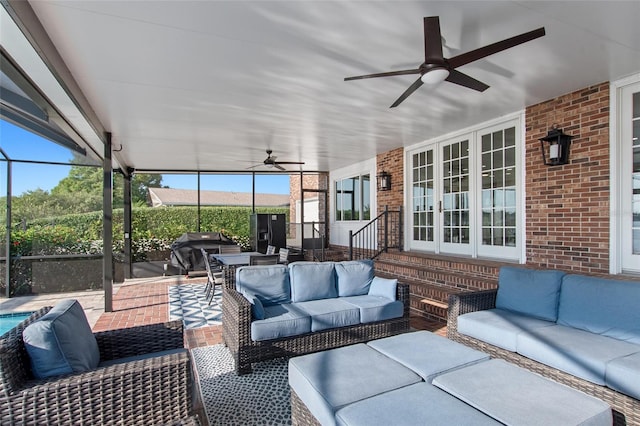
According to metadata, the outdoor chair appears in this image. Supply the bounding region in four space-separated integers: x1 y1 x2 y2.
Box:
218 244 242 254
0 303 193 425
249 254 280 265
201 248 224 304
266 245 276 255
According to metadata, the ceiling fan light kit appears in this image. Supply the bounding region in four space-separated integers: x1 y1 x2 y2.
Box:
421 67 449 85
345 16 545 108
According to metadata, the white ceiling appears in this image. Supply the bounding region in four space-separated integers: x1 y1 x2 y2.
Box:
6 1 640 173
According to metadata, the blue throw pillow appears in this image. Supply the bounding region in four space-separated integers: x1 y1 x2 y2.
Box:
22 299 100 379
241 290 266 320
335 260 375 297
368 277 397 301
495 267 565 322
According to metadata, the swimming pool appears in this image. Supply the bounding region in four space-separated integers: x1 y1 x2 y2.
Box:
0 312 34 336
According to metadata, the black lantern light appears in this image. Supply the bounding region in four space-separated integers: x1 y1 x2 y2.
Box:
377 171 392 191
539 125 574 166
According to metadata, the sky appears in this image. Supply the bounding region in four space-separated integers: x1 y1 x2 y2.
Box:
0 120 290 195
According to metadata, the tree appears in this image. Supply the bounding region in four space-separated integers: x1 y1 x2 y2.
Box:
52 165 164 207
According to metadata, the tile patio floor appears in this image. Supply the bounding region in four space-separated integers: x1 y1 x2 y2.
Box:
1 276 446 349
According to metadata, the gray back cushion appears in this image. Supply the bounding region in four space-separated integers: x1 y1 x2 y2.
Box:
236 264 290 306
558 274 640 344
23 299 100 379
495 267 566 321
335 260 374 297
289 262 337 302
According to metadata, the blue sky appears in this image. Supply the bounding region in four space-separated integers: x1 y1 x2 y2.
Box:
0 120 290 195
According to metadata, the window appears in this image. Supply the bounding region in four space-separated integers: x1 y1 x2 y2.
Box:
335 174 370 221
407 117 522 260
612 78 640 273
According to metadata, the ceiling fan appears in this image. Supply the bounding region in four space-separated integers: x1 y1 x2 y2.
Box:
249 149 305 171
345 16 545 108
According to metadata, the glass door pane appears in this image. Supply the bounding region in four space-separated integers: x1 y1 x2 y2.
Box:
441 138 471 254
410 148 435 250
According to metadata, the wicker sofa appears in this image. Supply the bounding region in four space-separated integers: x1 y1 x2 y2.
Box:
0 305 193 425
222 260 411 374
448 267 640 426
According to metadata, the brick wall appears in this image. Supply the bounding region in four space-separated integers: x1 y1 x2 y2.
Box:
376 147 404 213
289 173 329 240
525 82 610 274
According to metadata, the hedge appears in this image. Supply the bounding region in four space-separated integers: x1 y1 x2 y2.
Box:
14 205 290 259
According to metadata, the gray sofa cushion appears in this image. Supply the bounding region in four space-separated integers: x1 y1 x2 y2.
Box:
367 331 489 383
558 274 640 344
458 308 555 352
433 359 612 426
605 351 640 400
341 295 403 323
335 260 374 297
517 324 640 385
250 304 311 341
236 264 290 306
289 343 422 426
289 262 337 302
293 299 360 332
23 299 100 379
495 267 565 321
335 382 501 426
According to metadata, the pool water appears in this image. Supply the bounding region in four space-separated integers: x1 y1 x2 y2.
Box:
0 312 34 336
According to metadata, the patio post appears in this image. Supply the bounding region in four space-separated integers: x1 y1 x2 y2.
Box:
4 159 12 298
123 168 133 279
103 132 113 312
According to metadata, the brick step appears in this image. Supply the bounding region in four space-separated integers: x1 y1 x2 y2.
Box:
374 255 498 293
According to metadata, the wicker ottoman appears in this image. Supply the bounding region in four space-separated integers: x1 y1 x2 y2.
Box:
289 331 612 426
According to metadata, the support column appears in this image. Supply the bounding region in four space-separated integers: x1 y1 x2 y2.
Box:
4 160 12 298
103 133 113 312
123 168 133 279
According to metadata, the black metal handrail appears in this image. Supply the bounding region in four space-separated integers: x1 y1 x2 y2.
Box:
349 206 403 260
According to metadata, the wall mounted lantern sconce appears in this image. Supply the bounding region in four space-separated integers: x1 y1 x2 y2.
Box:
539 125 574 166
377 171 392 191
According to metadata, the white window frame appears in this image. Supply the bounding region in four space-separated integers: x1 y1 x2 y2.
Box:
405 113 525 262
610 73 640 274
334 174 371 222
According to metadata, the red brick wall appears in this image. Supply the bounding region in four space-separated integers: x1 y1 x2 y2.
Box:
376 147 404 213
525 82 610 274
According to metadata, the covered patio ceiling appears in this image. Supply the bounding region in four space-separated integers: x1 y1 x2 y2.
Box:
2 1 639 173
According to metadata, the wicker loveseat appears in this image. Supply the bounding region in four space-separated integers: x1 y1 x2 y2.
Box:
222 260 411 374
0 305 193 425
448 267 640 426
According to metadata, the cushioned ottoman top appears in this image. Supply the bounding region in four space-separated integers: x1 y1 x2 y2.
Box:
367 330 490 382
289 343 421 426
335 382 501 426
433 359 612 426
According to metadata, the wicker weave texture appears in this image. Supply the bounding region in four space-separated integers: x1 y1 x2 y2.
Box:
0 309 193 426
447 291 638 426
222 283 411 374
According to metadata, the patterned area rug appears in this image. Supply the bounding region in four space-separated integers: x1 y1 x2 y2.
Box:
168 284 223 328
192 345 291 425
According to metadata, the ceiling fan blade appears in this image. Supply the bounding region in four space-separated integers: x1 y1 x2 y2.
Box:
445 69 489 92
390 77 424 108
424 16 445 64
274 161 305 165
274 164 286 171
345 69 420 81
448 27 545 69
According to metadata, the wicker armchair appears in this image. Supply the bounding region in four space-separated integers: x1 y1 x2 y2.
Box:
447 290 639 426
222 283 411 374
0 307 193 425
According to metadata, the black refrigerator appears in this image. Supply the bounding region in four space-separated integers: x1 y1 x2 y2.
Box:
250 213 287 253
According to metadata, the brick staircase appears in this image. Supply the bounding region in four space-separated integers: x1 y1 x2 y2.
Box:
373 251 505 324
